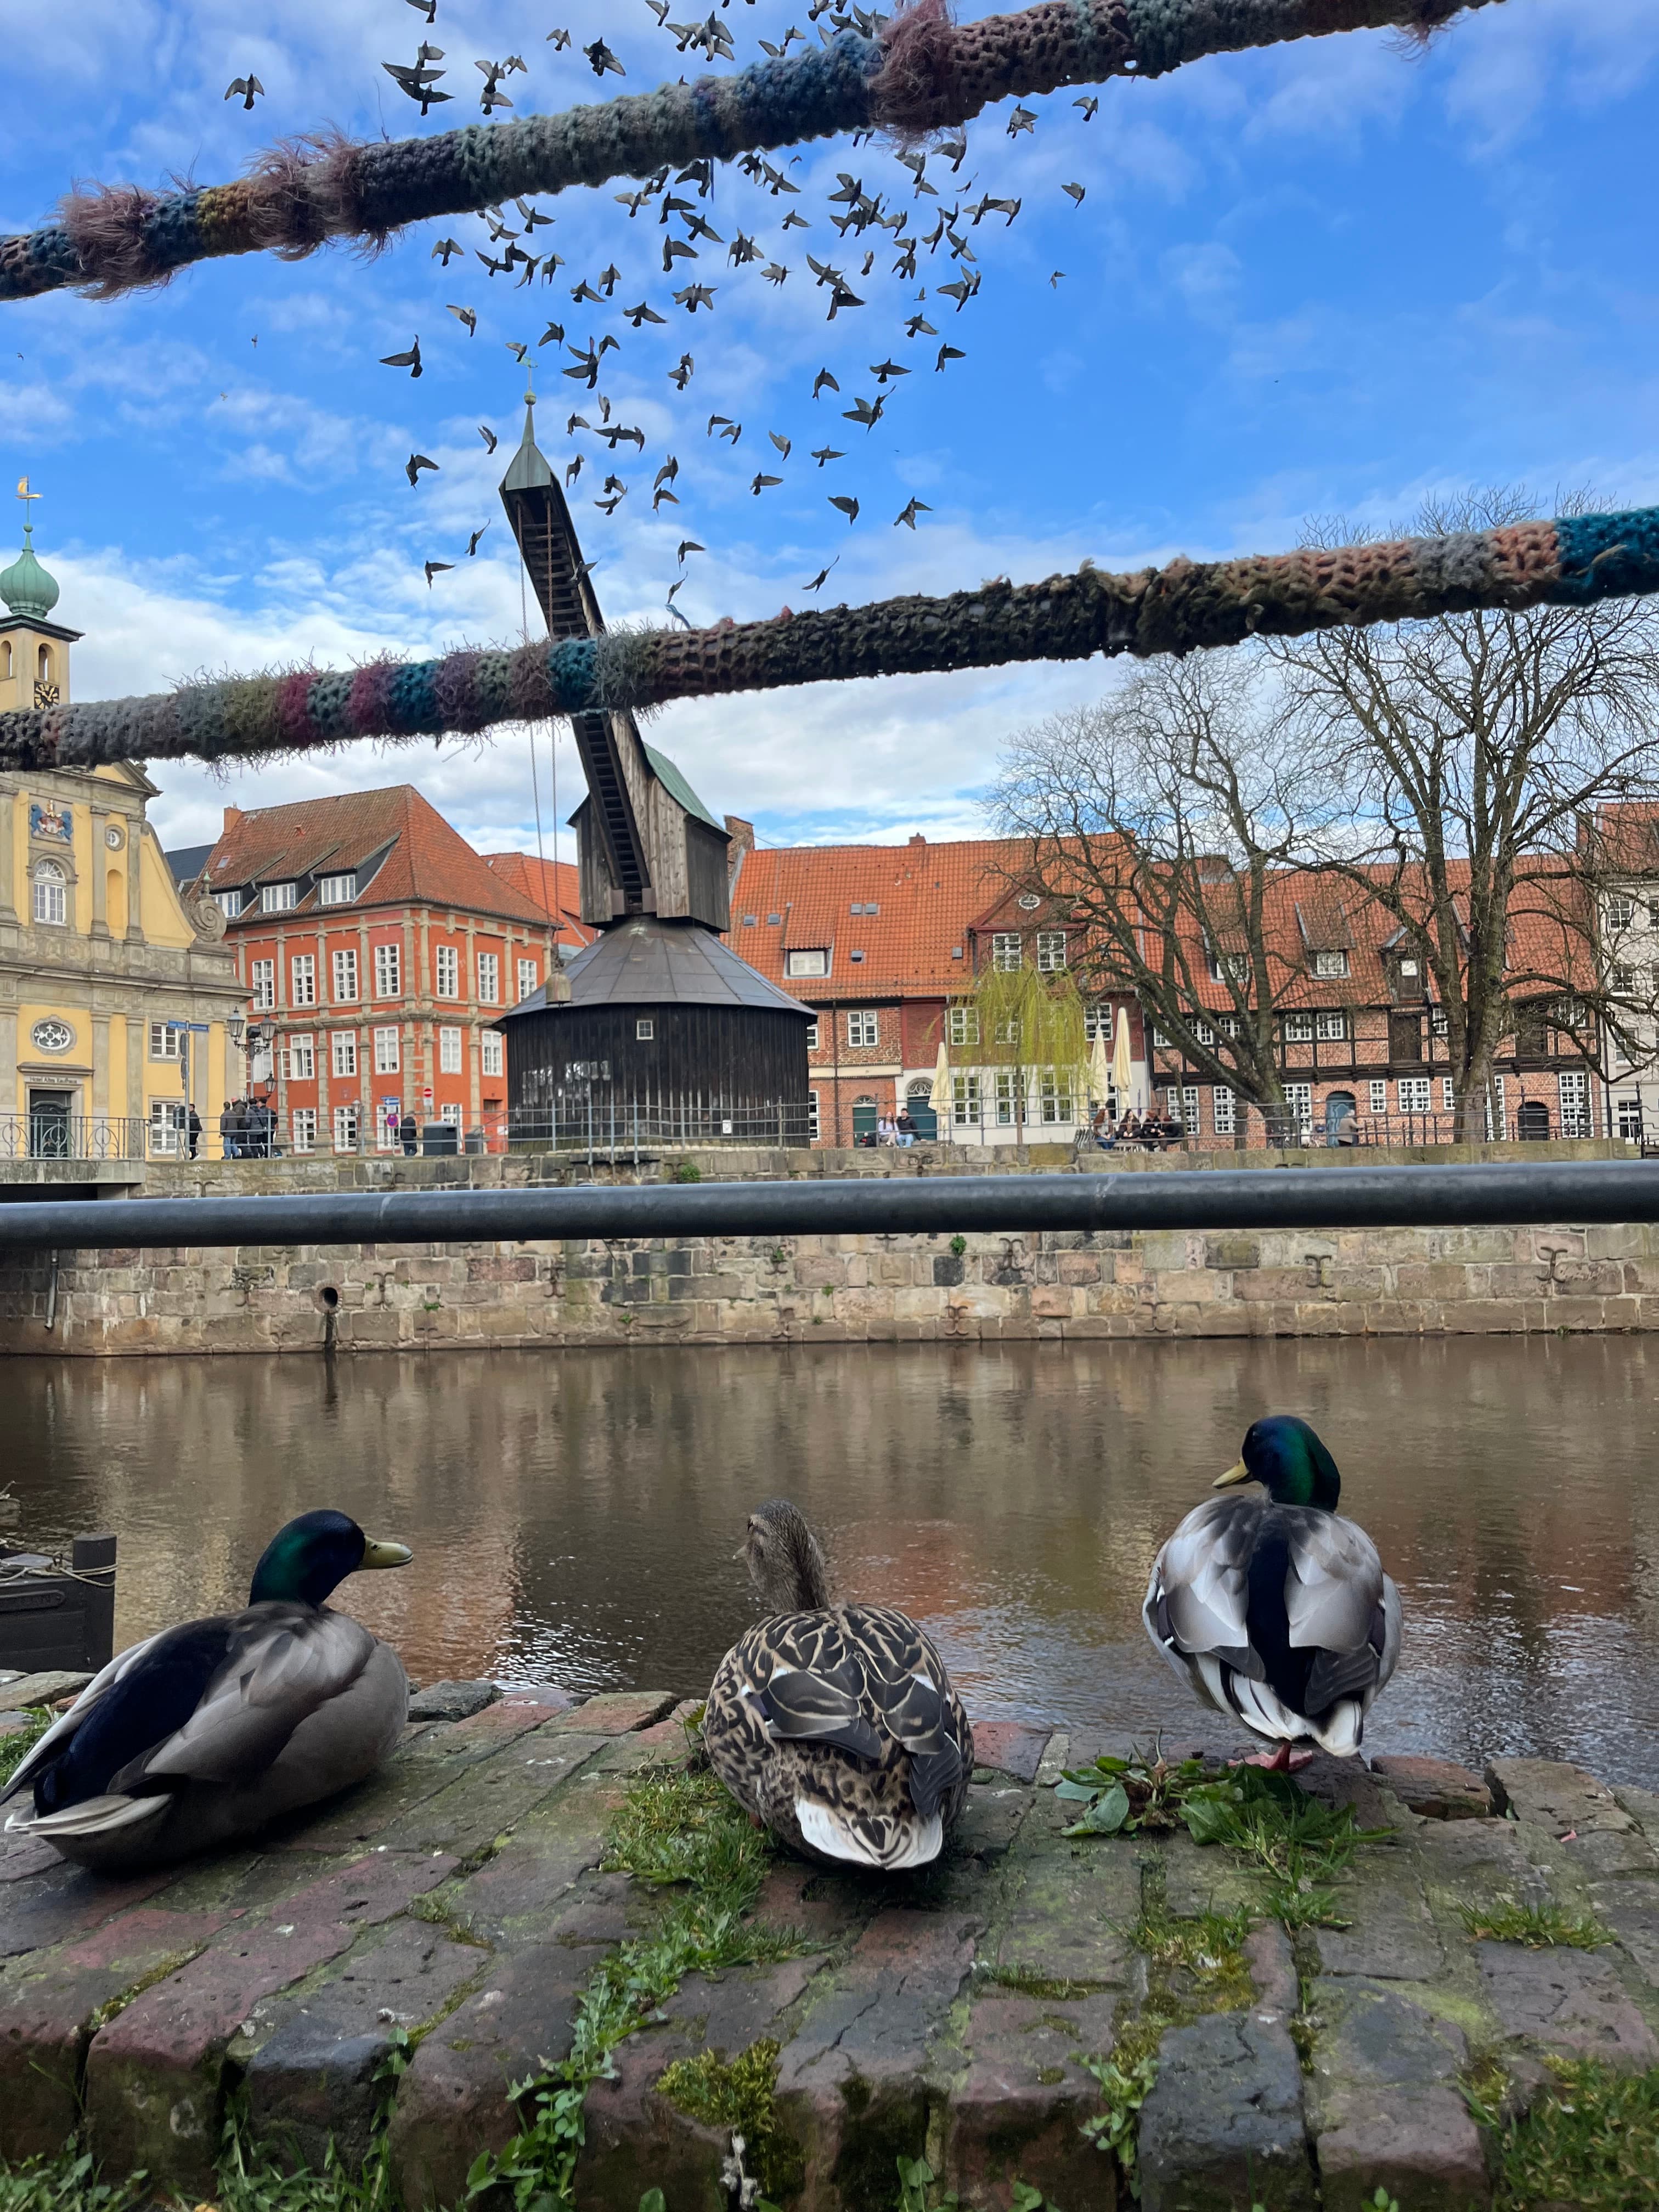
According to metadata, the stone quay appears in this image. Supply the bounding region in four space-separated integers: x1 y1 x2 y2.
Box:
2 1683 1656 2210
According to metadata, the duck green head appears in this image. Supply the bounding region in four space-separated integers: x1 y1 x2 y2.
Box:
1215 1415 1341 1510
249 1510 413 1607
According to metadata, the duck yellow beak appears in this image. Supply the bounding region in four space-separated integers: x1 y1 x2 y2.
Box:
360 1538 413 1570
1212 1459 1252 1490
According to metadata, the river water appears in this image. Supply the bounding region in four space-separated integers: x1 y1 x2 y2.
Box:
4 1338 1656 1785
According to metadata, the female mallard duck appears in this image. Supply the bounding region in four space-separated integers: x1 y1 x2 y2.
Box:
703 1499 973 1871
1143 1415 1402 1768
0 1510 411 1872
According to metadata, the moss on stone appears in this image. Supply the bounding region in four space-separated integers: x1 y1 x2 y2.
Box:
656 2037 804 2200
1489 2057 1659 2209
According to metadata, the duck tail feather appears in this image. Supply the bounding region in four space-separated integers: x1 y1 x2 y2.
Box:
907 1741 962 1822
795 1796 943 1870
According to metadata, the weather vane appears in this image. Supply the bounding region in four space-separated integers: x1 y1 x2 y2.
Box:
16 476 41 523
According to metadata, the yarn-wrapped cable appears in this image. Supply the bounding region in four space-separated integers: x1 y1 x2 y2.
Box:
1 503 1652 773
1 0 1499 306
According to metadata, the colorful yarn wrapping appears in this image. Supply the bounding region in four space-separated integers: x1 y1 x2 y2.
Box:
1 504 1652 774
0 0 1499 305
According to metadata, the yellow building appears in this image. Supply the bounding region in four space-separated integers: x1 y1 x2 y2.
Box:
0 505 244 1160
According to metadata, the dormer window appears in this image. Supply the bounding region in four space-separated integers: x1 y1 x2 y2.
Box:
1312 950 1348 979
786 949 829 978
261 882 297 913
216 889 244 919
318 873 357 906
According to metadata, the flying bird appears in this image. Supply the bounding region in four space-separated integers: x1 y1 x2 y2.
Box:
669 354 695 390
826 284 864 320
546 27 572 48
446 304 476 336
1006 105 1036 136
1062 181 1086 206
761 262 789 286
938 133 968 170
431 238 462 264
1074 94 1098 119
811 445 844 466
224 75 264 110
405 0 437 17
624 300 667 327
424 560 453 586
646 0 670 21
869 359 909 384
802 556 839 592
380 338 422 377
585 37 624 75
678 540 705 563
406 453 438 485
382 52 452 114
539 320 566 347
653 484 679 510
751 472 782 495
769 432 792 459
478 424 498 453
466 524 490 556
843 394 884 428
1050 270 1065 288
674 283 716 312
829 494 859 523
936 342 964 370
894 497 931 529
905 312 937 338
504 340 529 364
812 368 840 399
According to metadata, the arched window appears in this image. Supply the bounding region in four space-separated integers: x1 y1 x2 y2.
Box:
1 641 12 679
36 645 51 684
32 860 66 927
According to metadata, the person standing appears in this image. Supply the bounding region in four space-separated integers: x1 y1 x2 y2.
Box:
399 1110 418 1157
187 1105 202 1160
221 1098 240 1160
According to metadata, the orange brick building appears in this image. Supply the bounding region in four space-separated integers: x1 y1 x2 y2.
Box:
191 789 556 1153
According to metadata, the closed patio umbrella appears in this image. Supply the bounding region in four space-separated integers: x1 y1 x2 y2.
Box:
1111 1005 1134 1107
929 1040 951 1115
1088 1022 1111 1105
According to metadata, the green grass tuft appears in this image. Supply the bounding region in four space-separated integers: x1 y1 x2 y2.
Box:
1491 2057 1659 2209
0 2150 143 2212
0 1710 52 1788
1460 1897 1610 1950
655 2038 803 2199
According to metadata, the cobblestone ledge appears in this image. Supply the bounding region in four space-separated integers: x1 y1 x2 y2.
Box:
1 1706 1656 2208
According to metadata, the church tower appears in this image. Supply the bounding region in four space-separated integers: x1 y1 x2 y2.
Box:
0 479 81 712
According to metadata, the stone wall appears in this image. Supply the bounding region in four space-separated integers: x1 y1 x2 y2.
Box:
5 1204 1659 1355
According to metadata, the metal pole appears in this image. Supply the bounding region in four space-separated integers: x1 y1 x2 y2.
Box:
2 1159 1658 1250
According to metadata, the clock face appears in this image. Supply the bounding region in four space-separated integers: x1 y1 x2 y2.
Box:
30 1018 74 1054
105 825 123 850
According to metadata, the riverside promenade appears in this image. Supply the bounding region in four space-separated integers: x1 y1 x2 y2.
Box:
1 1684 1656 2210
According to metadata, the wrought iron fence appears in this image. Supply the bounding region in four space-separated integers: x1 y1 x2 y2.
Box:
506 1093 814 1162
0 1113 149 1162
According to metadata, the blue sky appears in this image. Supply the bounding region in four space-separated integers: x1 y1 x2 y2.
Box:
2 0 1655 868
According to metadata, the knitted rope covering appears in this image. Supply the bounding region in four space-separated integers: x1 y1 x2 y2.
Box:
1 504 1651 773
1 0 1499 304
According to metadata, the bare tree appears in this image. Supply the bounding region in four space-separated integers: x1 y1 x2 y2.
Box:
990 654 1336 1127
1269 489 1659 1138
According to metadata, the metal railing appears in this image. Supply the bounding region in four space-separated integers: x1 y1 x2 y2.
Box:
0 1114 149 1162
1 1159 1658 1250
506 1096 814 1160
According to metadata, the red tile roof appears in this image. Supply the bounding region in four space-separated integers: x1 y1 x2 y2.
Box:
204 787 553 930
481 853 595 952
730 834 1046 1000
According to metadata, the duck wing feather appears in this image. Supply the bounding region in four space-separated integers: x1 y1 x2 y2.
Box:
0 1626 174 1805
1146 1496 1265 1677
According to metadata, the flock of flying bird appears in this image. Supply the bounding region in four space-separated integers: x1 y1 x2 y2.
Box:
0 1414 1401 1877
224 0 1099 617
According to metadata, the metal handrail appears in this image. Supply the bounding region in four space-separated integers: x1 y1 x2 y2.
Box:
0 1158 1656 1250
0 1113 149 1162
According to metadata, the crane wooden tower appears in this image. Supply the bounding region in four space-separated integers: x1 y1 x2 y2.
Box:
496 394 813 1146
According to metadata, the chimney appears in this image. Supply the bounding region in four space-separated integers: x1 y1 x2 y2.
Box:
909 831 927 847
223 805 243 834
724 814 754 884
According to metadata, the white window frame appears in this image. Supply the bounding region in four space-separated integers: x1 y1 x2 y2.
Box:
1616 1092 1644 1139
435 945 460 999
516 957 539 1003
994 1068 1019 1126
804 1018 820 1052
847 1009 878 1049
481 1030 504 1078
216 889 244 919
1607 895 1637 932
1284 1013 1314 1043
1181 1084 1201 1134
1284 1081 1312 1132
332 1103 360 1153
1312 949 1349 979
1152 1025 1171 1049
1558 1067 1590 1137
1442 1077 1456 1111
635 1017 654 1041
1369 1080 1387 1115
1316 1010 1347 1042
1037 1067 1073 1124
148 1022 182 1060
374 944 402 999
373 1025 400 1075
1212 1087 1235 1136
148 1101 185 1155
1084 1005 1111 1040
439 1024 463 1074
477 951 500 1005
260 882 296 914
332 947 359 1003
786 948 829 979
290 953 316 1007
947 1005 979 1047
290 1107 318 1154
991 931 1023 972
331 1030 358 1078
952 1071 981 1126
251 959 275 1011
318 873 357 907
1035 930 1066 974
287 1033 315 1080
440 1101 463 1127
1398 1076 1431 1114
1486 1074 1507 1140
808 1090 821 1141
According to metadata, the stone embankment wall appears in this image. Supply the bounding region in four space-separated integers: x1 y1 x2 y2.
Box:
0 1135 1655 1353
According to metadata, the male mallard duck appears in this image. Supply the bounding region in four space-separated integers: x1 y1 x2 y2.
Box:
0 1510 411 1872
703 1499 973 1871
1143 1415 1402 1769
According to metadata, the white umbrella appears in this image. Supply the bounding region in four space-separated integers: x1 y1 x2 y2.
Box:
1088 1022 1111 1105
1110 1005 1134 1107
928 1039 951 1115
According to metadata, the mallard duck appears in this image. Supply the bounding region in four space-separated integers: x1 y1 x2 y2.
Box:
1142 1415 1402 1769
0 1510 412 1872
703 1499 973 1871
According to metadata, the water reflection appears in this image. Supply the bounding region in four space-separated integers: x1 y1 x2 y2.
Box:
4 1337 1656 1784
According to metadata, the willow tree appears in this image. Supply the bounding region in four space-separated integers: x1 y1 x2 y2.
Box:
949 960 1090 1140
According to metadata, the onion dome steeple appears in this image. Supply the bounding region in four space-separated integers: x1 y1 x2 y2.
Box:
0 518 59 622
